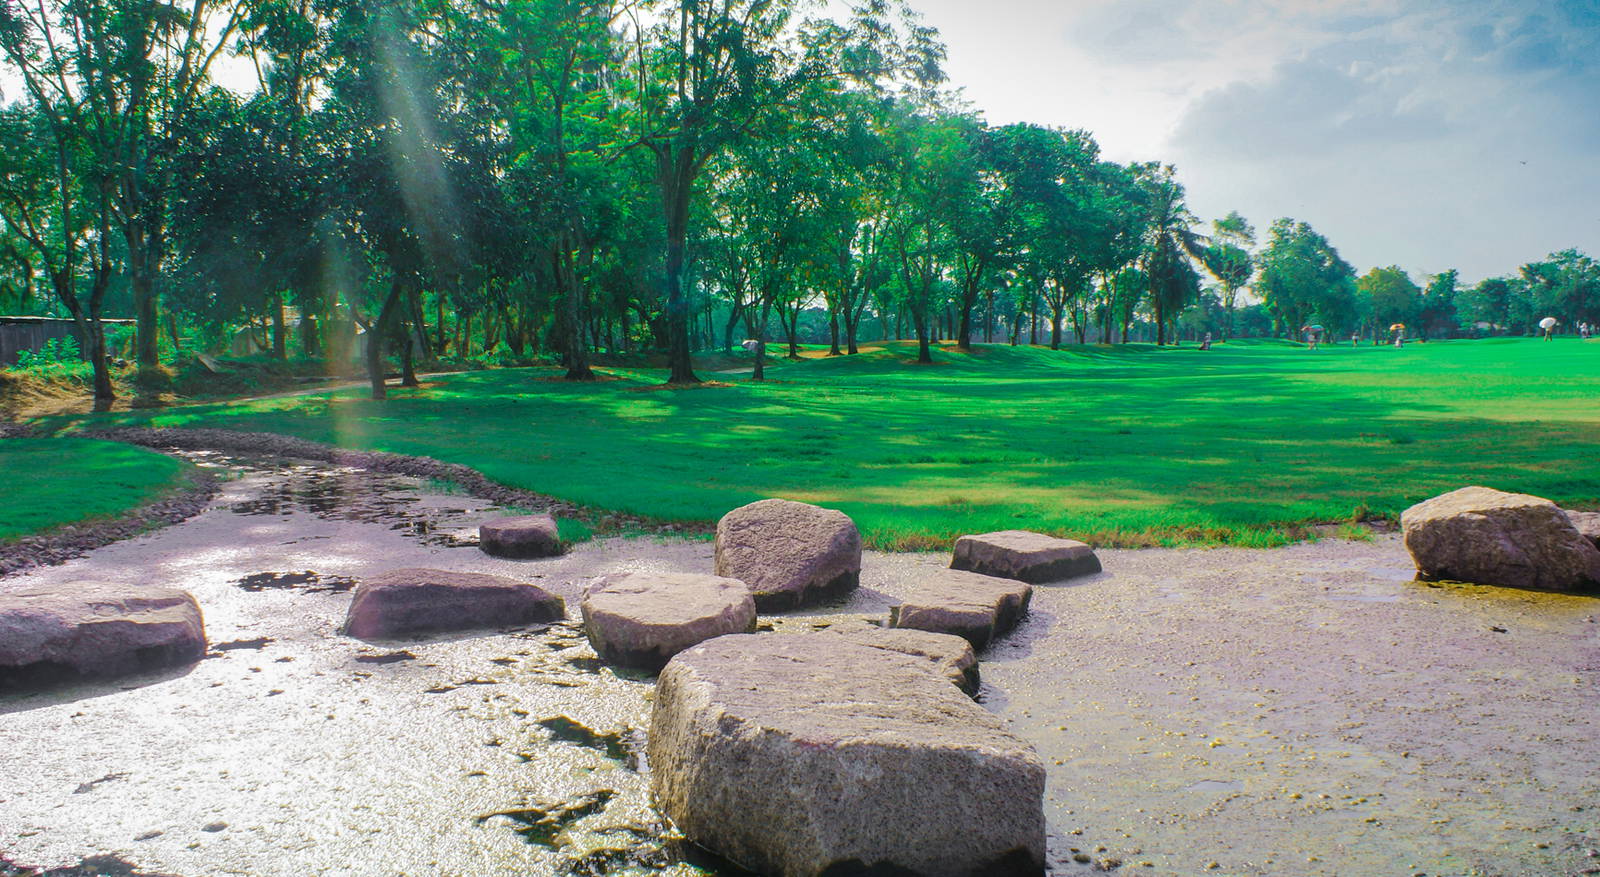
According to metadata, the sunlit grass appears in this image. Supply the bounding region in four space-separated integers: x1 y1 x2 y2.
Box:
0 438 192 541
40 336 1600 549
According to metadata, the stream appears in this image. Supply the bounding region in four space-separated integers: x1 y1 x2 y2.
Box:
3 451 1599 876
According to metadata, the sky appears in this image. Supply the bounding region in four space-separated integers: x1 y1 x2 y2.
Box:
870 0 1600 283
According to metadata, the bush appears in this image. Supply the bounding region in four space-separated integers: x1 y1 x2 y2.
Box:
14 336 85 374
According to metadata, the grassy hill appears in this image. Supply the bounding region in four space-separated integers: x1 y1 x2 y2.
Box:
31 336 1600 549
0 438 193 542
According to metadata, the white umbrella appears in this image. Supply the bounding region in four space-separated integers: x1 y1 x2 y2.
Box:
1540 317 1559 330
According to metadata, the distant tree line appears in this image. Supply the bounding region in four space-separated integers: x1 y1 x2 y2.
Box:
1 0 1594 403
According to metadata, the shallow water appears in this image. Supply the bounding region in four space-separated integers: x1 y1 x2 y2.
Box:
3 454 1598 876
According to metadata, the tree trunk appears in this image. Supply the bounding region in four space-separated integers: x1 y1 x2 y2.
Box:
400 327 419 387
166 310 183 353
121 215 162 368
561 243 595 380
367 280 405 400
659 150 700 384
271 292 287 360
828 305 842 356
751 297 773 382
60 276 114 403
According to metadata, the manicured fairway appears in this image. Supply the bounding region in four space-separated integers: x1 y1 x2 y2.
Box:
0 438 191 541
52 337 1600 549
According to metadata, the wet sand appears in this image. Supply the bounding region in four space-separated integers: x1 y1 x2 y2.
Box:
2 455 1597 876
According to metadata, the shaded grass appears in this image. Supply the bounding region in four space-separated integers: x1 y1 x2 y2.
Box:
0 438 192 541
40 336 1600 550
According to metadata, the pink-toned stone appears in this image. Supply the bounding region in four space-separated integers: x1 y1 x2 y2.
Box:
650 634 1045 876
890 568 1032 650
1564 509 1600 549
343 568 564 639
581 572 756 672
479 515 562 558
951 530 1101 583
0 583 206 687
714 499 861 610
1403 487 1600 591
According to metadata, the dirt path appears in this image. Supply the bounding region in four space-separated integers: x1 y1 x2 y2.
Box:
2 455 1597 876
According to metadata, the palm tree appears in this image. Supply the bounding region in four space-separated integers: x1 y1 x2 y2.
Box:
1136 164 1206 345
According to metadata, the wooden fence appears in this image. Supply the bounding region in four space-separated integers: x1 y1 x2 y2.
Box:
0 316 135 366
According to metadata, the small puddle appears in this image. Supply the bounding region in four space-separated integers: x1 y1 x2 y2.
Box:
216 458 487 548
537 716 640 767
232 571 357 594
476 789 617 848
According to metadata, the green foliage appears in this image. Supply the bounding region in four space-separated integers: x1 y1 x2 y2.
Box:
73 338 1600 550
1257 218 1359 335
14 336 82 373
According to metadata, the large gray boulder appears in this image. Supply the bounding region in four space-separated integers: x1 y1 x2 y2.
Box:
951 530 1101 584
649 634 1046 877
1402 487 1600 591
343 568 565 639
714 499 862 611
826 626 980 695
1564 509 1600 549
581 572 756 672
479 514 563 558
890 569 1032 650
0 584 206 687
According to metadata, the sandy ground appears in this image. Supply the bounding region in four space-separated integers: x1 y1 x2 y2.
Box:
1 455 1597 877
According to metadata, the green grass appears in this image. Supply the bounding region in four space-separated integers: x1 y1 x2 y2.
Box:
0 438 192 541
36 336 1600 550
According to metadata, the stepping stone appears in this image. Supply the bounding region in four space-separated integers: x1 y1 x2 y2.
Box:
889 569 1032 650
714 499 862 611
826 626 980 695
0 584 206 688
581 572 756 672
1404 487 1600 591
951 530 1102 583
650 635 1045 876
1564 509 1600 549
479 514 563 558
343 568 565 639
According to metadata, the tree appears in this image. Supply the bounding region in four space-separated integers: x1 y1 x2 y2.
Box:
0 104 118 402
1356 266 1421 338
1255 218 1357 337
1417 269 1459 339
1522 250 1600 329
1457 277 1512 333
1199 210 1254 339
1136 164 1204 346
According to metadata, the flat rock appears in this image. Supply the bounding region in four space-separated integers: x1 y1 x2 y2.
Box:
649 634 1045 877
714 499 862 611
0 584 206 688
581 572 756 672
1402 487 1600 592
1564 509 1600 549
343 568 565 639
479 515 562 558
826 626 980 695
890 569 1032 650
951 530 1101 584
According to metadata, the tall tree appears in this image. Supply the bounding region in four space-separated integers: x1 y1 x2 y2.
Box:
1200 210 1254 339
1136 164 1204 346
1255 218 1357 337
